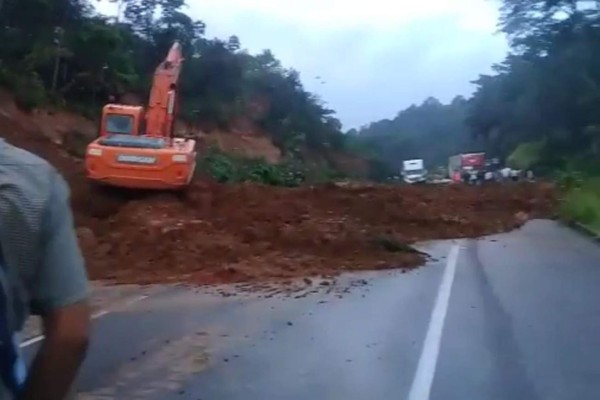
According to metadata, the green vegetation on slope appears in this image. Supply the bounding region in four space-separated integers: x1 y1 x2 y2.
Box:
197 147 346 187
466 0 600 228
0 0 347 163
467 0 600 173
345 96 482 179
560 178 600 235
506 140 546 171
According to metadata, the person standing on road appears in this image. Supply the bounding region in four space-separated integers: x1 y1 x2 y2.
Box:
452 170 461 183
484 170 493 182
510 169 520 182
0 139 91 400
526 169 535 181
500 166 511 182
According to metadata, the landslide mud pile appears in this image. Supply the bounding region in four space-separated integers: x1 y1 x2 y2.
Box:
73 181 557 285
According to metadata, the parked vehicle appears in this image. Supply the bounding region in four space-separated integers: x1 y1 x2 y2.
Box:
448 152 485 183
401 159 427 184
85 42 196 190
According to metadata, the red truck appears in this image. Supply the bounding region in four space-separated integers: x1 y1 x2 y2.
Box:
448 152 485 183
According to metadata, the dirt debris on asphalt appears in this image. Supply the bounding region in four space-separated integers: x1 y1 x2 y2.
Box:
73 179 557 286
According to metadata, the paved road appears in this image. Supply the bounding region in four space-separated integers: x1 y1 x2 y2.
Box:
23 220 600 399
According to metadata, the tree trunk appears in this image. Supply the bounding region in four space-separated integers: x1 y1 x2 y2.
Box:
51 51 61 91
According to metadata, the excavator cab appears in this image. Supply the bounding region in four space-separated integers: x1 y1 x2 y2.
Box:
85 124 196 190
85 42 197 190
85 105 196 189
101 105 144 136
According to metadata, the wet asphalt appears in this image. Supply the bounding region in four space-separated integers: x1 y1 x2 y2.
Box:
23 220 600 400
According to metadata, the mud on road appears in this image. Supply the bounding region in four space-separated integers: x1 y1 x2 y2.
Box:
74 180 557 286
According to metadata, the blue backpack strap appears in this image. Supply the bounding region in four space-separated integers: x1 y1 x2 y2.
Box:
0 247 24 396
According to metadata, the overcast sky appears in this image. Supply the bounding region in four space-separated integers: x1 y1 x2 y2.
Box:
95 0 508 129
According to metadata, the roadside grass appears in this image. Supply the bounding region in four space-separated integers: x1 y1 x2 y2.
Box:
560 178 600 235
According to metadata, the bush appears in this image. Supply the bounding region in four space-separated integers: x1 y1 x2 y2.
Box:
564 156 600 177
560 178 600 233
507 139 545 170
0 69 47 111
556 169 586 191
197 147 347 187
197 148 306 187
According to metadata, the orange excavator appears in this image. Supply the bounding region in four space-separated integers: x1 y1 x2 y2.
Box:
85 42 196 190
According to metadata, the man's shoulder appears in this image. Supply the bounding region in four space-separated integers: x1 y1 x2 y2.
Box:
0 139 59 182
0 139 63 208
0 139 55 169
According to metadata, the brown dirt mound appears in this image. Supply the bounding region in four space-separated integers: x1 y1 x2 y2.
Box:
77 181 557 286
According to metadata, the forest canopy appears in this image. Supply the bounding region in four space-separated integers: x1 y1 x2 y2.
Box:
347 96 482 175
0 0 346 158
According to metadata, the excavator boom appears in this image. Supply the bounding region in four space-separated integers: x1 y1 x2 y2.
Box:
146 42 183 138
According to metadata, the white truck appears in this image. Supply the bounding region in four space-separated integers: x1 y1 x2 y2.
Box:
401 159 427 184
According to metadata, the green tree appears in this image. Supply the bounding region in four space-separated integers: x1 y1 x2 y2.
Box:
466 0 600 171
348 96 481 174
0 0 350 173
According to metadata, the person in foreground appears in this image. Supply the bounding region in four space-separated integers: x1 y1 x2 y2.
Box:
0 138 91 400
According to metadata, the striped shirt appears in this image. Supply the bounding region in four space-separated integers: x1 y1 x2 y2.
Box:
0 139 89 398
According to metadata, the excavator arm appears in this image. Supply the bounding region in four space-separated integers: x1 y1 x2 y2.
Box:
145 42 184 138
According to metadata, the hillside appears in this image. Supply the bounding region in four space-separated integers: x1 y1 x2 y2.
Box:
0 0 363 175
0 87 282 160
346 96 484 178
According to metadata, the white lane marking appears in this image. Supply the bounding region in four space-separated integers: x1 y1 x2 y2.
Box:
19 294 149 349
408 241 462 400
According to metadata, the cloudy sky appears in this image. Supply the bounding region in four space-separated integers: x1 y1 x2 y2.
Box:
94 0 508 129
